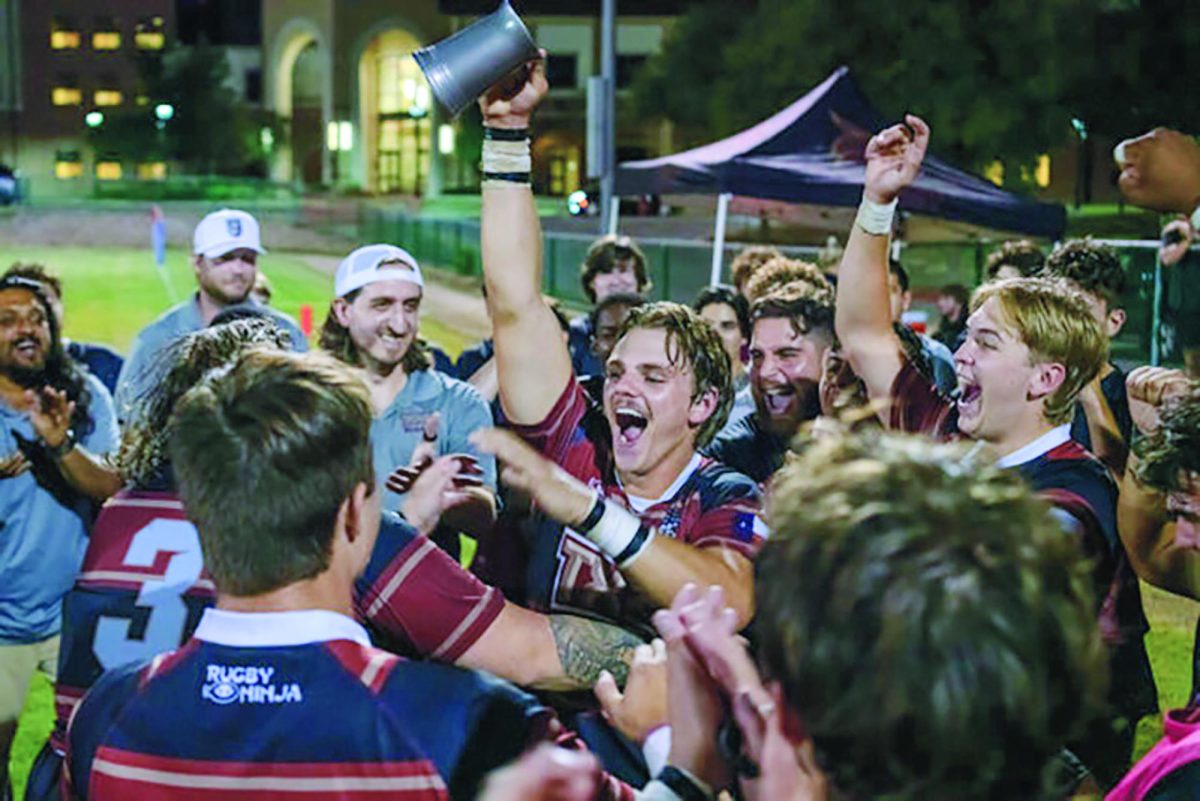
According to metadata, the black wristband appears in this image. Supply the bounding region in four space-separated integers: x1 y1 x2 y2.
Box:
482 171 532 183
613 523 652 566
578 492 607 534
46 428 76 459
655 766 710 801
483 126 530 141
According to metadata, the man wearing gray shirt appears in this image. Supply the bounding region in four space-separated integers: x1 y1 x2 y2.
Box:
114 209 307 421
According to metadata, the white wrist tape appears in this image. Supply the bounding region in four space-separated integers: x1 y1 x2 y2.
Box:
481 138 531 174
855 196 898 236
586 500 654 567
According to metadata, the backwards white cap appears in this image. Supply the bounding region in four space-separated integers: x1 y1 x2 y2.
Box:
334 244 424 298
193 209 267 259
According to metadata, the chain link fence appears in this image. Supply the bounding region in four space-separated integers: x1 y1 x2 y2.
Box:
362 208 1195 369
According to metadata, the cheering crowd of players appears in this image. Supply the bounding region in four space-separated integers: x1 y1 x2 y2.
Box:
3 55 1200 800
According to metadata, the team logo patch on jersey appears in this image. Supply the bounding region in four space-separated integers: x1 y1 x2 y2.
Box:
401 413 427 433
226 218 242 237
202 664 303 705
734 513 769 542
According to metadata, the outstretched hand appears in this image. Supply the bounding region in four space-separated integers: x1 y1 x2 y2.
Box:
470 428 594 529
479 50 549 130
24 386 74 450
593 639 668 745
398 455 483 536
863 114 930 205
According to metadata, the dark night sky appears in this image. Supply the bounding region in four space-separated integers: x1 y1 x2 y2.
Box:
438 0 721 14
176 0 262 46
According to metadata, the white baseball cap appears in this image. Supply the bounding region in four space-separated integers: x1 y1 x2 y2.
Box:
335 244 424 298
193 209 267 259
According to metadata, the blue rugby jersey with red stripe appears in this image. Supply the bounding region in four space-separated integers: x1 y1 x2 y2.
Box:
62 612 459 800
509 380 766 633
889 356 1157 721
64 609 633 801
51 492 505 756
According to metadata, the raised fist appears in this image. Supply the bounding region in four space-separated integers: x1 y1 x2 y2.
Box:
863 114 930 205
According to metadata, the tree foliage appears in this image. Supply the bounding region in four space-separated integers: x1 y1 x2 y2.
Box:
633 0 1193 187
88 44 281 176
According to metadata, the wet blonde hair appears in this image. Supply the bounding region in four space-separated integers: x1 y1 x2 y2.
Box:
971 277 1107 426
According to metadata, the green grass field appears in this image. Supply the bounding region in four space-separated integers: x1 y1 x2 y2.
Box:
0 246 473 357
2 246 1198 796
0 246 476 798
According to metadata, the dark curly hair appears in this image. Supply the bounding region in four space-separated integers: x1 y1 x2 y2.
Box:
616 301 731 447
743 257 833 304
759 429 1107 801
985 239 1045 280
693 284 751 341
1044 239 1127 310
730 245 783 294
0 274 93 439
749 281 835 342
118 317 292 488
1135 381 1200 494
580 234 650 303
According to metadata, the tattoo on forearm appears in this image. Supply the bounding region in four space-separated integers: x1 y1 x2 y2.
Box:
549 615 643 687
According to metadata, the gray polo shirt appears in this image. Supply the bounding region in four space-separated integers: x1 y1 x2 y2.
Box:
0 374 118 643
371 368 497 513
114 294 307 421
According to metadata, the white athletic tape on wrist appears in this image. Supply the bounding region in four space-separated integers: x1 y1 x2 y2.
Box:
855 196 898 236
481 138 532 175
585 500 654 567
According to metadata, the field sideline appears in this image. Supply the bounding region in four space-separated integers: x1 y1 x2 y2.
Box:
2 246 1197 797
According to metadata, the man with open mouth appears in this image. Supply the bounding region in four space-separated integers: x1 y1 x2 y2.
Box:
474 59 765 636
834 115 1156 790
705 284 833 484
0 276 118 798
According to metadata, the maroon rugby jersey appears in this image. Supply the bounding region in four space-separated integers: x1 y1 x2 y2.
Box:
885 356 1157 723
51 492 503 756
510 380 766 629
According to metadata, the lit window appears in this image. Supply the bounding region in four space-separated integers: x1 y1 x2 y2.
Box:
55 151 83 180
52 87 82 106
95 161 122 180
135 17 165 50
51 30 81 49
135 31 164 49
51 17 80 49
93 31 121 50
1035 154 1051 189
55 161 83 179
94 89 123 107
137 162 167 180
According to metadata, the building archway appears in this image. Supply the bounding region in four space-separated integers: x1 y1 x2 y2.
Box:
357 29 432 195
269 21 330 185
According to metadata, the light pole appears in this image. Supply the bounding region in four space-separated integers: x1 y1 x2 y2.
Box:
599 0 616 234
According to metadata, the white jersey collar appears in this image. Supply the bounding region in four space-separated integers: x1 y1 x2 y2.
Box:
995 424 1073 469
624 453 704 514
194 608 372 648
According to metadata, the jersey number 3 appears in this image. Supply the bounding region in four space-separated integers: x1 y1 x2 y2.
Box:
93 519 204 670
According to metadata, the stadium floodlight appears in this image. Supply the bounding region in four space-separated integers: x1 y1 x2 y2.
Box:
85 111 104 128
155 103 175 122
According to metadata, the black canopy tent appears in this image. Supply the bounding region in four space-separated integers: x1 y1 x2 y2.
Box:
614 66 1067 285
